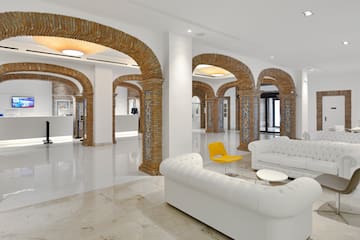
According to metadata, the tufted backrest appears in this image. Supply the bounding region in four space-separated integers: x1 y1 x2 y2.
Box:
308 131 360 144
250 138 359 162
160 152 322 218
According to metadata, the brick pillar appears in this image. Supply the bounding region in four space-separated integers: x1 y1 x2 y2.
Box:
280 93 296 139
236 87 240 130
83 92 94 146
138 78 163 175
200 100 206 129
205 97 225 133
237 90 260 151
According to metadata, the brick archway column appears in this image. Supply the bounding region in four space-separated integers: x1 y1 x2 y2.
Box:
237 90 260 151
280 93 296 138
206 97 225 133
138 78 163 175
83 92 94 146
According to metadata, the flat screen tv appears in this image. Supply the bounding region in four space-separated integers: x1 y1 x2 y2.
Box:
11 96 35 108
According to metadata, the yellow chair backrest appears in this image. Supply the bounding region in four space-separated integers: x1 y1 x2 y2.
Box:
208 142 228 160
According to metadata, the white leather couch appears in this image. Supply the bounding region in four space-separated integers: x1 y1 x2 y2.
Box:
249 137 360 178
304 131 360 144
160 153 322 240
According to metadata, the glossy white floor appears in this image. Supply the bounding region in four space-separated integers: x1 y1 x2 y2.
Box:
0 130 359 240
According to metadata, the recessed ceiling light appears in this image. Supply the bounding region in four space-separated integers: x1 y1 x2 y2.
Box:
343 41 350 45
270 55 275 60
212 73 225 77
303 10 313 17
187 29 192 33
62 49 84 57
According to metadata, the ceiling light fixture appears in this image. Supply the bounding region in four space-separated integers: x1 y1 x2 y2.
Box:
62 49 84 57
343 41 350 45
303 10 313 17
270 55 275 60
212 73 225 77
187 29 192 33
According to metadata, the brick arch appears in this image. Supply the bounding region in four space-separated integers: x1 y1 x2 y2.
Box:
0 12 162 80
0 62 94 145
113 75 144 143
192 81 215 98
257 68 296 138
0 12 163 175
257 68 295 94
0 73 80 95
193 54 258 150
217 81 239 97
192 53 255 90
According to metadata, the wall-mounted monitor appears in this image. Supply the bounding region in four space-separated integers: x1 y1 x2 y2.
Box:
11 96 35 108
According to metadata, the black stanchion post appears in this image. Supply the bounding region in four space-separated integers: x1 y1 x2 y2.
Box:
43 121 53 144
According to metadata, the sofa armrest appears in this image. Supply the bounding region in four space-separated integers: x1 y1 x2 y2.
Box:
257 177 322 218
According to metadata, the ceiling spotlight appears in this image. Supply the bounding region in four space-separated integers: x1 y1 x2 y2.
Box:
303 10 313 17
187 29 192 33
343 41 350 45
62 49 84 57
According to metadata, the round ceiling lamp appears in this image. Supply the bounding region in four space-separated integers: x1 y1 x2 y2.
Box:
33 36 107 56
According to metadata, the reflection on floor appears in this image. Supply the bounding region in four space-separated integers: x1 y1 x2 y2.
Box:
0 130 359 240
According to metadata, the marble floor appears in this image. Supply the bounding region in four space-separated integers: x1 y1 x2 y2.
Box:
1 130 360 239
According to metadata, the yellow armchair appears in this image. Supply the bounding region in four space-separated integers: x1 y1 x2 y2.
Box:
208 142 242 176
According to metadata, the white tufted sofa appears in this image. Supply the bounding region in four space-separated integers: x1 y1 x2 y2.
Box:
304 131 360 144
249 137 360 178
160 153 322 240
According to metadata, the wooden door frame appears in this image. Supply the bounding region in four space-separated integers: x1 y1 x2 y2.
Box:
316 90 351 130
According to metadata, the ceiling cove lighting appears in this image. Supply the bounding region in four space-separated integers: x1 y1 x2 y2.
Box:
62 49 84 57
303 10 313 17
33 36 107 56
343 41 350 45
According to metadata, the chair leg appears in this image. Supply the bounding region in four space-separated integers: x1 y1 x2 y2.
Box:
315 193 360 224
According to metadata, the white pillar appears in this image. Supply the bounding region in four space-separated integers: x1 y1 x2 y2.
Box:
93 66 113 145
163 32 192 158
301 70 309 136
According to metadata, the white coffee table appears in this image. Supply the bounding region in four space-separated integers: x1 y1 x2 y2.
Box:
256 169 288 183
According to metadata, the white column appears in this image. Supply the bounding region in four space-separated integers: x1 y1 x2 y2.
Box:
93 66 113 145
301 70 309 136
163 32 192 158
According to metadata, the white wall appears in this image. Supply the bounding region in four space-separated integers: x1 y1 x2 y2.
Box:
93 66 113 145
0 80 52 117
224 87 236 130
115 87 128 115
308 72 360 132
163 33 193 158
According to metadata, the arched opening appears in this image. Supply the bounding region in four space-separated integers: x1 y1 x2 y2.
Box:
0 12 163 175
192 81 215 130
0 62 93 145
113 75 144 143
257 68 296 138
193 54 257 150
192 96 201 129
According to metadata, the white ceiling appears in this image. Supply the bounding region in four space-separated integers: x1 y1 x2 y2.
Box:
38 0 360 74
1 0 359 75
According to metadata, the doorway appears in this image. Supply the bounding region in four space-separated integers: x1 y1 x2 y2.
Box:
322 96 345 131
260 92 280 133
316 90 351 131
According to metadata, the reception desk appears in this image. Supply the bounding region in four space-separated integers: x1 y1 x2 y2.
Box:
0 116 73 140
115 115 139 132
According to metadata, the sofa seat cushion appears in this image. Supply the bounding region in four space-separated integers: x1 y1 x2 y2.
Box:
278 156 308 169
306 159 338 175
257 153 285 164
